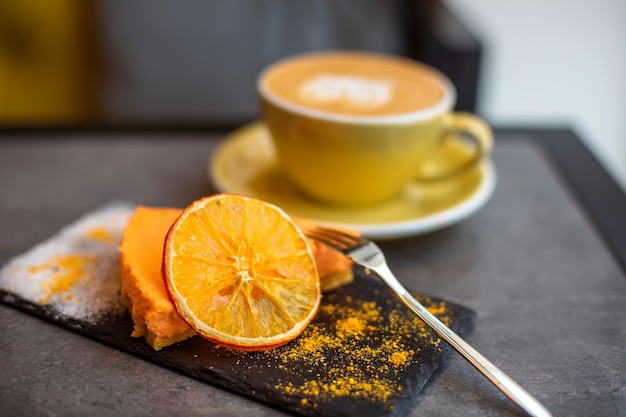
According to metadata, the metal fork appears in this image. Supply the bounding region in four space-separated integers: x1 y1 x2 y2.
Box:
302 224 552 417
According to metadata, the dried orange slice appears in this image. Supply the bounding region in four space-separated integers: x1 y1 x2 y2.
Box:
163 194 321 351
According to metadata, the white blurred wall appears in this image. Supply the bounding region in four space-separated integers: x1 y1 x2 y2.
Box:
444 0 626 190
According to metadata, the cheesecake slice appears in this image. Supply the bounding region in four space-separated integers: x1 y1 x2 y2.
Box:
119 207 196 350
118 206 353 350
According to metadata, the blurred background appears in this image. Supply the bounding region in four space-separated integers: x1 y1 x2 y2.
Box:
1 0 624 191
445 0 626 192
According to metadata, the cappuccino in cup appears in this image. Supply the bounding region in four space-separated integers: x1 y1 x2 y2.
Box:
258 51 491 206
261 52 450 118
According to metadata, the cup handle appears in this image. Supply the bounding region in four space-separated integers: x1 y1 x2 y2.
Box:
420 112 493 182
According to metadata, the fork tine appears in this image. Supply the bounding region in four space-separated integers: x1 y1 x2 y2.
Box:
312 228 357 248
303 230 344 251
316 226 362 243
299 224 361 252
305 229 351 252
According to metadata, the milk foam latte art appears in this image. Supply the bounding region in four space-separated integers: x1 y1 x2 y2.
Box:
259 51 452 121
298 75 393 111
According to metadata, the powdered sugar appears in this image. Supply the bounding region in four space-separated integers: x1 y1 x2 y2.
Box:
0 202 135 322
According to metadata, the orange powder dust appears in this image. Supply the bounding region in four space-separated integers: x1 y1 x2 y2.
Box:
427 301 447 316
85 226 118 244
335 317 366 337
37 253 96 303
389 350 412 367
269 294 453 409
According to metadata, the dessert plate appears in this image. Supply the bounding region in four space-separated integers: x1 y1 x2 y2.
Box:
209 122 496 239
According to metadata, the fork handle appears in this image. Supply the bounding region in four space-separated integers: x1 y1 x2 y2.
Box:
376 264 552 417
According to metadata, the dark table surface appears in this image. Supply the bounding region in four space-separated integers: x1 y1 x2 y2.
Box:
0 126 625 417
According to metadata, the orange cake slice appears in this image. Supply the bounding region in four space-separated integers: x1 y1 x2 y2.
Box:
119 205 353 350
119 207 197 350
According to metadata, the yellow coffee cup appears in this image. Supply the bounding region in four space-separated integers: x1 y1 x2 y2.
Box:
258 51 492 206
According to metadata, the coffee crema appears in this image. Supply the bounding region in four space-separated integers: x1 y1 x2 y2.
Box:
259 52 450 119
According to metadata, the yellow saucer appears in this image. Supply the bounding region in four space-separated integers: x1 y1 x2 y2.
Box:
209 122 496 239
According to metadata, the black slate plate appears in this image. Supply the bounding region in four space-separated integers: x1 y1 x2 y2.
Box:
0 274 474 417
